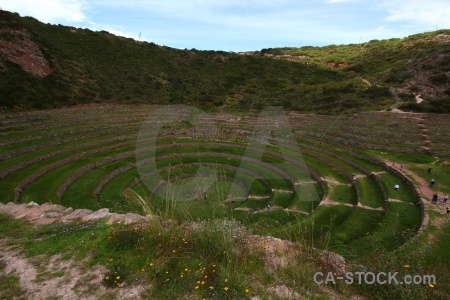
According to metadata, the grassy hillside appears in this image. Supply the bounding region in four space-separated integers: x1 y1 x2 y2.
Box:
259 31 450 112
0 10 449 114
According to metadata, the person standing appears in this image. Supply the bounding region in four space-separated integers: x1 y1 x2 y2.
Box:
432 193 438 204
430 179 435 188
428 166 432 174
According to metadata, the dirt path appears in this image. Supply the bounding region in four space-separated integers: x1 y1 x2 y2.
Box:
380 161 438 230
295 180 318 185
353 174 367 179
320 196 384 211
0 241 144 299
360 77 372 86
283 208 310 215
400 166 435 200
356 202 384 211
246 195 270 200
323 177 346 185
319 197 354 208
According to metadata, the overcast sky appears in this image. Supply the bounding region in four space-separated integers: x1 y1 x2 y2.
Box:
1 0 449 51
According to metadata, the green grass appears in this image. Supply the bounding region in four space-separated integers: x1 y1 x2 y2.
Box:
0 212 326 300
0 125 138 155
0 213 30 238
409 160 450 195
422 219 450 262
356 177 385 208
330 208 385 255
289 183 322 212
362 149 437 165
303 155 349 183
329 184 358 205
0 133 135 171
347 202 421 255
379 172 418 203
270 205 354 244
1 102 449 299
0 273 25 300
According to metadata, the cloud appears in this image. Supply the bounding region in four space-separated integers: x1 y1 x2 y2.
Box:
2 0 449 51
0 0 88 23
379 0 450 29
87 21 153 42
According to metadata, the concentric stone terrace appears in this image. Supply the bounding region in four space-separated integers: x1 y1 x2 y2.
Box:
0 104 431 255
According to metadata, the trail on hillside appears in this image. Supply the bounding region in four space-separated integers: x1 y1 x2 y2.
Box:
384 161 450 231
401 166 435 200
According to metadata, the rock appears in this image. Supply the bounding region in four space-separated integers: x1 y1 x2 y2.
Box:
320 250 346 275
63 209 94 221
41 212 60 218
35 218 58 225
82 208 110 221
0 28 52 77
268 285 303 299
63 207 74 215
1 202 152 226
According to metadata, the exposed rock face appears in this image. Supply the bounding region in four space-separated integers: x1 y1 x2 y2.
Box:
0 27 52 76
0 202 151 225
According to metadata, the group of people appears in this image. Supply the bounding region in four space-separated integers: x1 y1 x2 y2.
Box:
394 165 449 216
253 200 273 213
425 167 450 215
432 193 448 204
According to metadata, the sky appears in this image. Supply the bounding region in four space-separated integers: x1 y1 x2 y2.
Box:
1 0 449 52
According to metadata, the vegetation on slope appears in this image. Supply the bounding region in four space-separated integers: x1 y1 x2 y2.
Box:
1 10 449 113
259 31 450 113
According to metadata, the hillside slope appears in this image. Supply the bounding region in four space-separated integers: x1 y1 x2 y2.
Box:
0 10 449 113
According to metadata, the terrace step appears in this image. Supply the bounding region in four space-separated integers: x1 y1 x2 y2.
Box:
356 203 385 211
